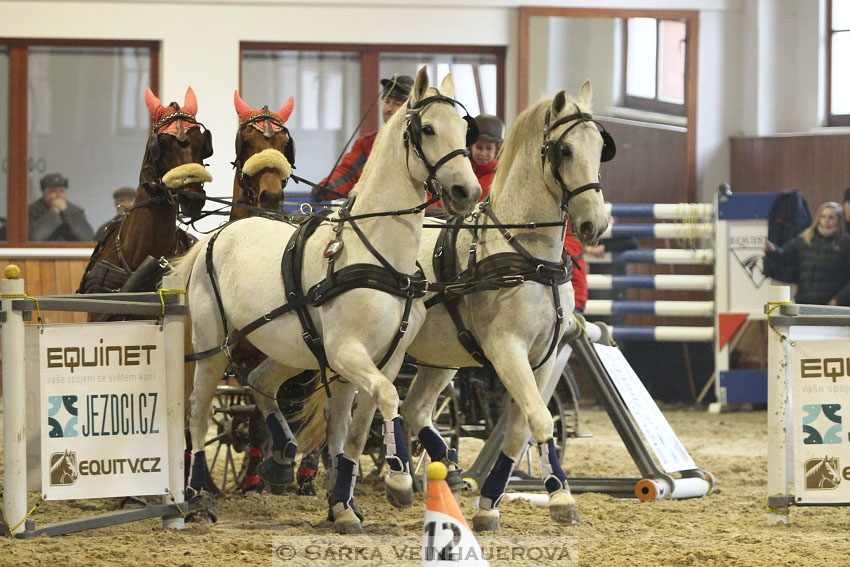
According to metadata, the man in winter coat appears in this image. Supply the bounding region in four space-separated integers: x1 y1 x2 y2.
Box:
28 173 95 241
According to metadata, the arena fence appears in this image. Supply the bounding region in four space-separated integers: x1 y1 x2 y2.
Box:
0 271 189 538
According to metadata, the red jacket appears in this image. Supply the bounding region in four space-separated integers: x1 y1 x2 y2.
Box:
317 131 378 199
471 158 497 199
563 229 587 311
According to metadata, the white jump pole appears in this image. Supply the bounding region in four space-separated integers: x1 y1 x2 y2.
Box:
766 285 791 526
161 275 186 529
1 266 27 536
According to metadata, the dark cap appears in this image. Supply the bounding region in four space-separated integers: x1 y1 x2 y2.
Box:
474 114 505 144
40 173 68 191
113 186 136 200
380 74 414 101
844 187 850 203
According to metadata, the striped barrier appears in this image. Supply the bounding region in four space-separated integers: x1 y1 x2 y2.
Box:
585 202 716 343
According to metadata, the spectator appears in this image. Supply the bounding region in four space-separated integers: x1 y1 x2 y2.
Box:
469 114 504 199
0 217 6 240
95 186 137 242
843 187 850 233
28 173 95 241
764 201 850 306
563 227 587 313
311 74 414 201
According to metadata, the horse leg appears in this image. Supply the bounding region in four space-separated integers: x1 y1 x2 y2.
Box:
324 380 365 534
248 358 302 493
187 354 229 522
399 366 464 491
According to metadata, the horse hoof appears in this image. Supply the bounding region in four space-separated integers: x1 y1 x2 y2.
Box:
446 467 466 494
472 509 501 532
385 472 414 508
185 488 218 524
257 458 295 487
333 507 364 534
549 490 580 525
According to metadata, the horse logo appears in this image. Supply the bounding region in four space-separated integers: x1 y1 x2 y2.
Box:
49 450 79 486
804 456 841 490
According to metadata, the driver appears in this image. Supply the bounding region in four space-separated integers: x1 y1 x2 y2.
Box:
311 74 413 201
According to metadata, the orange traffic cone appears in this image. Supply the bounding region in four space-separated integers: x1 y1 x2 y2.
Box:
422 462 490 566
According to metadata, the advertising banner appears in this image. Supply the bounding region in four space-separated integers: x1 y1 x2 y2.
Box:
39 322 169 500
726 221 770 313
791 337 850 504
594 344 696 473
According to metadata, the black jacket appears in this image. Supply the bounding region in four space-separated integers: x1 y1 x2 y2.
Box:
28 198 95 241
767 230 850 305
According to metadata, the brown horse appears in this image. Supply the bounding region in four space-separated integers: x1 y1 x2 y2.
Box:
78 86 213 308
230 91 295 221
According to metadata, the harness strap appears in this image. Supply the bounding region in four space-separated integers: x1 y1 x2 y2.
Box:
424 204 572 370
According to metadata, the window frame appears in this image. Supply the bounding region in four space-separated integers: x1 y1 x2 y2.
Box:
828 0 850 126
1 38 159 248
240 42 506 138
622 17 689 117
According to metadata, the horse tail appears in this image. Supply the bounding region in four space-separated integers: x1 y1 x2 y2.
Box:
294 382 329 450
167 229 219 289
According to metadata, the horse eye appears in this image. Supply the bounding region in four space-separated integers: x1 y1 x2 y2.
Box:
561 146 573 159
422 125 435 136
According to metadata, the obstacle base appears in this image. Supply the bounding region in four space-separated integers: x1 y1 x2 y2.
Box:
3 500 199 539
463 320 713 500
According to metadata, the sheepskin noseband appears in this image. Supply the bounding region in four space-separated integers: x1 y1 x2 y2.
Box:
241 148 292 179
162 163 213 188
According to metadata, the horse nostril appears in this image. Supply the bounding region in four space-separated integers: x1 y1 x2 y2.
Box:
449 184 470 202
260 191 282 209
580 221 595 239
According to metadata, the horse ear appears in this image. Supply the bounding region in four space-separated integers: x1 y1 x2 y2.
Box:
278 96 295 124
410 66 430 105
578 80 593 106
552 90 567 115
234 90 251 117
145 87 161 117
183 86 198 115
438 73 455 99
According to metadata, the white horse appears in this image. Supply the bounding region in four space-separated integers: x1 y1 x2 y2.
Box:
305 82 610 533
170 67 481 521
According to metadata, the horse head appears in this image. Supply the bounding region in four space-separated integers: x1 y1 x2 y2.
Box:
231 91 295 219
539 81 610 244
143 86 213 221
397 66 481 215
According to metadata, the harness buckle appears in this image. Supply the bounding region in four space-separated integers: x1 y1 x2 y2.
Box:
400 277 411 291
399 320 409 335
556 306 565 320
504 275 525 285
158 256 170 269
469 242 477 254
434 246 443 258
503 231 514 242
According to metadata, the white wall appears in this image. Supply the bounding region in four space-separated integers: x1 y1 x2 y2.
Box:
0 0 838 206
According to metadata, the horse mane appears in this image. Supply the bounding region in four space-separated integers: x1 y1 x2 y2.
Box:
489 93 590 206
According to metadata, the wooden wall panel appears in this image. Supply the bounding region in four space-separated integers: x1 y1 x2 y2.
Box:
730 134 850 207
599 119 689 205
0 258 89 324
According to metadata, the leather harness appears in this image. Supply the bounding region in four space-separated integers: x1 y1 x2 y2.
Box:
424 200 572 370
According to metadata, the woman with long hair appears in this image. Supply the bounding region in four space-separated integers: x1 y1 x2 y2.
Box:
764 201 850 305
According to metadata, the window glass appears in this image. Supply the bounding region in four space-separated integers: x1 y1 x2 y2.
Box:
626 18 657 99
835 0 850 30
27 46 151 242
0 46 8 241
832 31 850 115
379 52 499 119
658 20 686 104
242 50 361 188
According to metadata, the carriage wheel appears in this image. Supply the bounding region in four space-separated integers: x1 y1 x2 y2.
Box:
204 385 254 494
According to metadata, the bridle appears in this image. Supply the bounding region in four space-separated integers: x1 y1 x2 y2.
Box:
402 94 479 203
540 107 615 212
232 107 293 206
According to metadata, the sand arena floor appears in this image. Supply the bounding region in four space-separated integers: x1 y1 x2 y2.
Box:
1 405 850 567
